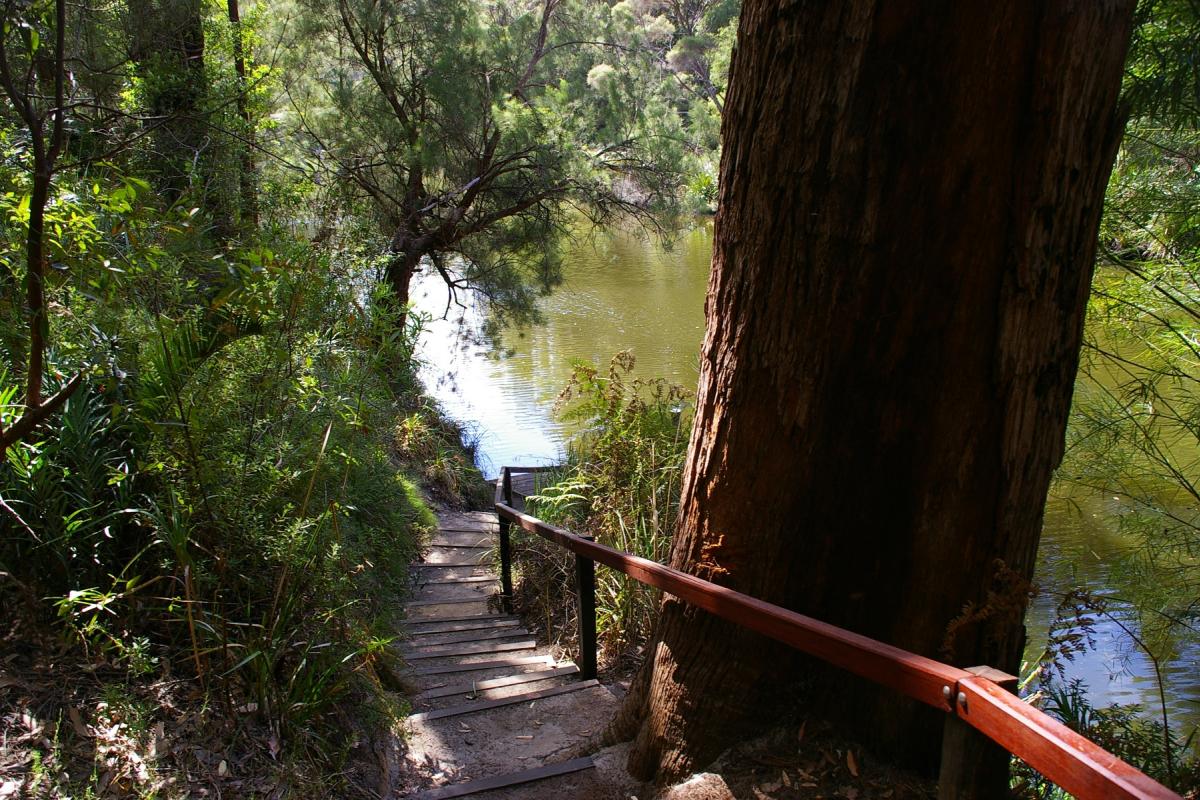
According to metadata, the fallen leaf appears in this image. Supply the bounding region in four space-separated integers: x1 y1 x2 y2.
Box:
515 735 533 740
781 771 792 787
68 707 91 737
846 750 859 777
19 711 41 735
845 788 860 800
217 760 228 777
151 721 168 759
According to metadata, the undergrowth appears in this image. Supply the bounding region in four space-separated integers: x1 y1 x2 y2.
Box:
519 350 691 667
0 238 457 797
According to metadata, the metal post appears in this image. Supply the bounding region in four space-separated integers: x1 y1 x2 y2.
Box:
499 468 513 613
575 535 597 680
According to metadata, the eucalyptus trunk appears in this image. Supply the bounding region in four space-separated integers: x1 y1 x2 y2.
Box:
608 1 1135 787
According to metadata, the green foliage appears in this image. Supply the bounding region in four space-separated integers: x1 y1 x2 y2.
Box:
1 240 435 750
1042 1 1200 781
1125 0 1200 125
1012 679 1199 796
523 351 691 659
392 399 490 508
282 0 728 331
1054 6 1200 700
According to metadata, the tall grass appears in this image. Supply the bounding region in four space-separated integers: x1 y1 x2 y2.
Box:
521 351 691 664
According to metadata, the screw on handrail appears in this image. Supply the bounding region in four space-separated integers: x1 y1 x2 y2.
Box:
575 534 597 680
499 467 514 613
937 665 1018 800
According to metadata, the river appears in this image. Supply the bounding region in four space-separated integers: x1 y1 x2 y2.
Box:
413 221 1199 733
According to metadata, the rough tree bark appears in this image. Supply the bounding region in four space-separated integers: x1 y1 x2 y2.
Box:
606 1 1136 787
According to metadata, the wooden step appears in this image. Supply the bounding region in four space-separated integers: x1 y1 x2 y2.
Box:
430 532 494 546
409 680 599 722
406 627 531 648
409 566 493 582
411 584 496 603
415 664 580 701
407 614 518 629
412 756 594 799
407 618 521 636
405 639 537 661
405 597 492 608
418 550 492 566
413 576 497 586
412 562 490 569
434 522 499 534
406 655 555 676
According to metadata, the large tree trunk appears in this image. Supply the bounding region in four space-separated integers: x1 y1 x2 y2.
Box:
611 1 1135 786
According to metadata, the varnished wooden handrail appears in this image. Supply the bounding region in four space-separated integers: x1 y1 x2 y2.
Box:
495 467 1182 800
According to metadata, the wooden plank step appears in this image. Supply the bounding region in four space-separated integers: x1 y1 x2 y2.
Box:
406 655 555 676
431 530 493 541
412 562 490 569
408 618 521 635
405 639 537 661
429 539 491 548
412 756 594 800
405 597 492 608
407 614 517 628
415 664 580 700
409 680 600 722
405 627 531 648
413 576 498 586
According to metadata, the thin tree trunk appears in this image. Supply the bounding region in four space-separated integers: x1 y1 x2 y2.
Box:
24 166 50 409
385 251 422 329
613 1 1135 786
227 0 258 229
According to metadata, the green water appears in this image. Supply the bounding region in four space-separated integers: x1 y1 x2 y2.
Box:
414 221 1199 731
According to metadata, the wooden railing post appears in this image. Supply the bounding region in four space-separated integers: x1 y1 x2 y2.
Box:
938 666 1019 800
498 468 514 613
575 535 597 680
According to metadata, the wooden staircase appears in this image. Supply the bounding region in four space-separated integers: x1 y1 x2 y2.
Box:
401 510 618 799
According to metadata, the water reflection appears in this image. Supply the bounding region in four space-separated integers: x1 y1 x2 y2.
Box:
414 222 712 476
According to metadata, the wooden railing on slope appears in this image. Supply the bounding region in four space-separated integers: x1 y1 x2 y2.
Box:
494 465 1181 800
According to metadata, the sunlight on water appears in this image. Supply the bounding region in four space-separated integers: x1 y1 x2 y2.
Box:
414 222 712 476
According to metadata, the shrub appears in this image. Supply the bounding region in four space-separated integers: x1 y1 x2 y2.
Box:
521 351 691 663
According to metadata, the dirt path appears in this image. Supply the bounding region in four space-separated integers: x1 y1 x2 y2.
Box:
398 509 643 799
